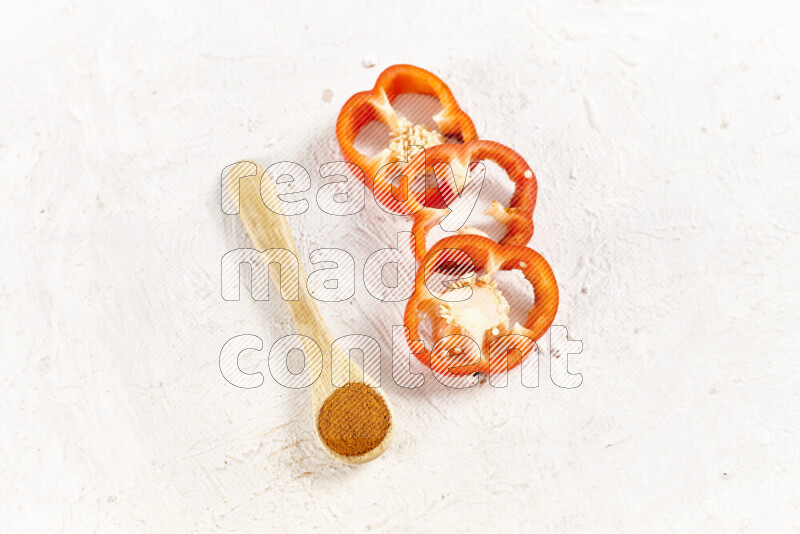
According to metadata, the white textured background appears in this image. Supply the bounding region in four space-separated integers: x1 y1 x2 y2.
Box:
2 0 799 532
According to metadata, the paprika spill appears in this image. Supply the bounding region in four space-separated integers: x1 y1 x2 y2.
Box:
317 383 391 457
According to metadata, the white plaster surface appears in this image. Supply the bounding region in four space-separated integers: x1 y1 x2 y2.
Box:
1 0 799 531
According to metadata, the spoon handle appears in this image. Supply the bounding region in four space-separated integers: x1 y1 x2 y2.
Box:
233 165 356 402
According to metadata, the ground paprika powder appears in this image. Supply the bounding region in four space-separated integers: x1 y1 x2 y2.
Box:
317 383 392 457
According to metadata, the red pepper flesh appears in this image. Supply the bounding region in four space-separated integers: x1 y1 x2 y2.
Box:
336 64 478 211
408 140 537 263
404 235 559 376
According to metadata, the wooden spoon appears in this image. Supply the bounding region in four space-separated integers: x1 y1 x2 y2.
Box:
229 162 394 463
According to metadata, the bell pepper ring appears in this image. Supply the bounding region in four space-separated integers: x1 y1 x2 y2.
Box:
336 64 478 212
403 234 559 376
407 140 537 263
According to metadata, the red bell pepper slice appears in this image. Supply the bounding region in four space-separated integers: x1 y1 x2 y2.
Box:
404 235 558 376
336 64 478 211
408 140 537 262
